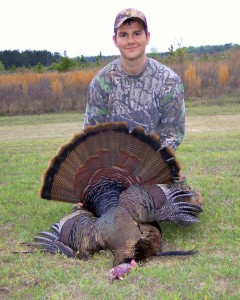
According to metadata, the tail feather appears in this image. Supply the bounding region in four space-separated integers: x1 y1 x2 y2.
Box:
39 122 181 204
22 229 75 258
21 241 64 255
38 231 60 239
51 224 61 234
34 236 56 245
158 201 202 217
155 189 203 225
165 189 195 202
167 213 201 224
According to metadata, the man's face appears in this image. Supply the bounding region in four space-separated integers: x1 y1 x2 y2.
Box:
113 20 150 61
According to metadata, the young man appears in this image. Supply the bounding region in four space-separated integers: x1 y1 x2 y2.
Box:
83 8 185 151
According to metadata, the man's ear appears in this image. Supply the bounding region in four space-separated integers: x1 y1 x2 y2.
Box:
113 35 118 47
146 32 150 45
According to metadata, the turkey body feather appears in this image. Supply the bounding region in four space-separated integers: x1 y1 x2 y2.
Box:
25 206 162 266
23 122 203 273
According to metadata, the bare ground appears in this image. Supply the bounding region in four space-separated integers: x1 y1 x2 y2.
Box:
0 114 239 142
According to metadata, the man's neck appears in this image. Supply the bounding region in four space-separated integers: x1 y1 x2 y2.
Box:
120 55 147 75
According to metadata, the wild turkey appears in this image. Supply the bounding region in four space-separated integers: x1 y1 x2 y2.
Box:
25 122 203 279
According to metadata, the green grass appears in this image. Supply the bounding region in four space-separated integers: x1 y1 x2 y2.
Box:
0 104 240 299
0 112 84 126
186 96 240 116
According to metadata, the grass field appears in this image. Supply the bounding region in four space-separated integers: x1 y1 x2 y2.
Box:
0 103 240 300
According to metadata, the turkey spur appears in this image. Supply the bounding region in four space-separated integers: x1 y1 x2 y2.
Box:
22 122 203 277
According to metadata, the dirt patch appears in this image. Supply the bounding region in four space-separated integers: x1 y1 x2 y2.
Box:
0 287 11 300
186 114 240 133
0 122 82 142
1 114 239 142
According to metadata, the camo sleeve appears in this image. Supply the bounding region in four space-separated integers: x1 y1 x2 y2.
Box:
158 79 185 150
83 76 109 127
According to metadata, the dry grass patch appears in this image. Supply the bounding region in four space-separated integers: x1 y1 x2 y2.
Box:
187 114 240 133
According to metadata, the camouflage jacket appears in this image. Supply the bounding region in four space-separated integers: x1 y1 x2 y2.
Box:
83 57 185 150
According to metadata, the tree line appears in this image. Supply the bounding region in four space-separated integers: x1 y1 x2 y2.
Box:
0 50 61 69
0 44 239 71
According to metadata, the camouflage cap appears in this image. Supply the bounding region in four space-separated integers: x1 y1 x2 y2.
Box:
114 8 148 30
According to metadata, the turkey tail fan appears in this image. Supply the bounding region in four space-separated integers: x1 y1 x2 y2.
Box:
39 122 181 204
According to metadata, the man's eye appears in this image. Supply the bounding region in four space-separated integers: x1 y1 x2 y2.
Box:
119 33 126 38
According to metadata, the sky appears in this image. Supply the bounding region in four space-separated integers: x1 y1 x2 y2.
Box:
1 0 239 58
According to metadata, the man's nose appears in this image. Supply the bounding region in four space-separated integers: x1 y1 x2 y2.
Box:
126 35 135 43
